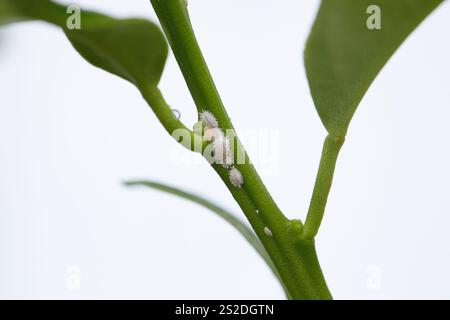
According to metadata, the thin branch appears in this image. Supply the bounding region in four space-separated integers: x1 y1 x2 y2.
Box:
303 134 344 240
141 87 199 151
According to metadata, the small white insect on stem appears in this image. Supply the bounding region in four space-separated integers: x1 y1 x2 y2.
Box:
229 167 244 188
213 135 233 167
203 127 223 142
200 110 218 129
264 227 273 237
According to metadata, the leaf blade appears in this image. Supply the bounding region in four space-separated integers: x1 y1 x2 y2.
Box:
124 180 272 265
64 17 168 88
0 0 168 89
124 180 290 296
305 0 443 136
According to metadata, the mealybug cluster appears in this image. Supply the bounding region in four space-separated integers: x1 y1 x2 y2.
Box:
198 110 243 188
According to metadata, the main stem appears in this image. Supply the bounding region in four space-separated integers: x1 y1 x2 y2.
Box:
150 0 331 299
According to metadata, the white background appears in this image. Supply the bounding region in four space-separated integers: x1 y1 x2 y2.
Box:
1 0 449 299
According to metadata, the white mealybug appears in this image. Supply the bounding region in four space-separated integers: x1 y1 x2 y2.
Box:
222 137 234 167
256 209 259 214
229 167 243 188
203 127 223 142
264 227 273 237
200 110 219 129
214 135 233 167
184 0 188 6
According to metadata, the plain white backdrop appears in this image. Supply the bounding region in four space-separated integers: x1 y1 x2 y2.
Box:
0 0 449 299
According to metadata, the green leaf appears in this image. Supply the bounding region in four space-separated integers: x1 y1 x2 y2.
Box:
305 0 443 137
124 180 273 269
0 0 167 88
0 0 30 25
64 16 167 88
124 180 291 297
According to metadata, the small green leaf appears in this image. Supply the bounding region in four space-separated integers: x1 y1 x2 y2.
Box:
64 17 167 88
0 0 28 25
124 180 291 297
0 0 168 89
305 0 443 137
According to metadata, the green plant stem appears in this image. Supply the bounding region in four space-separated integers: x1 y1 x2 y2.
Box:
150 0 331 299
303 134 344 240
141 87 198 151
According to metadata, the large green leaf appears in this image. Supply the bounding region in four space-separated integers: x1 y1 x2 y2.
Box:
124 180 291 297
0 0 167 88
305 0 443 137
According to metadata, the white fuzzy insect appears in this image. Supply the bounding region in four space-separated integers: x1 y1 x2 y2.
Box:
184 0 188 6
199 110 219 129
214 135 233 167
203 127 223 142
229 167 244 188
264 227 273 237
